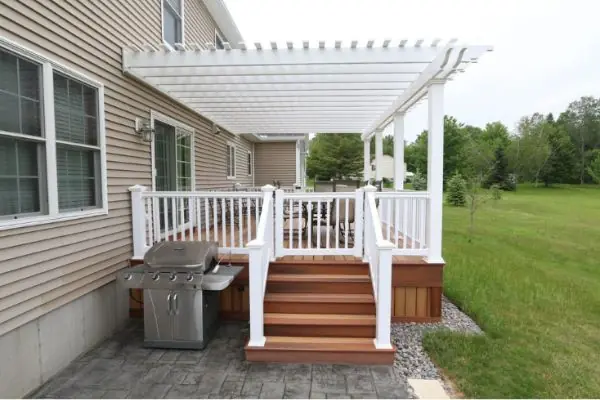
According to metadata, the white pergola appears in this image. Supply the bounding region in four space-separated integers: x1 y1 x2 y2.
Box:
122 39 492 262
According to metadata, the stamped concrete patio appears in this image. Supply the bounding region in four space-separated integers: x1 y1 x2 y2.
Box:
31 321 409 399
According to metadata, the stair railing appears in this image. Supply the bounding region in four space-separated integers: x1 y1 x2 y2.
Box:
363 185 395 349
246 184 276 347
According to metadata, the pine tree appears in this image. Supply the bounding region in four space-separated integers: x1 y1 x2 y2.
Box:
485 146 509 189
446 173 467 207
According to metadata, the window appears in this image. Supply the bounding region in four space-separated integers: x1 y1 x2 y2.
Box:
247 150 252 176
162 0 184 48
0 50 44 218
0 39 106 229
215 30 225 49
54 73 101 211
226 142 235 178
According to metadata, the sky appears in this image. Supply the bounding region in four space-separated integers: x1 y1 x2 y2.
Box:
223 0 600 143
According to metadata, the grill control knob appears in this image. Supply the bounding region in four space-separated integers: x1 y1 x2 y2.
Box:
186 273 194 282
169 273 176 281
152 272 160 281
124 273 132 280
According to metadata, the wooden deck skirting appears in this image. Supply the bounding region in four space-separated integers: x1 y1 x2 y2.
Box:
128 253 443 323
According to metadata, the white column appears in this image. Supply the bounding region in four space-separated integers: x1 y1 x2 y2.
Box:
363 138 371 183
426 82 445 264
353 188 364 258
375 244 394 349
129 184 148 259
393 113 405 190
375 129 383 183
295 140 301 187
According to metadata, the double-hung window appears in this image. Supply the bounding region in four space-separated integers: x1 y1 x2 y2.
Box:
226 142 236 179
162 0 184 48
0 38 106 229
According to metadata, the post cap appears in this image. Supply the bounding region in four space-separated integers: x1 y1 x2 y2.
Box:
363 185 377 192
128 184 148 192
261 184 276 192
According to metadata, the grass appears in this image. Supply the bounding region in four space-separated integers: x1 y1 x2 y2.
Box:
423 184 600 398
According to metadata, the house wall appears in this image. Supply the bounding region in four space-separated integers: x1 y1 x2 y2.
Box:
0 0 254 396
254 142 297 186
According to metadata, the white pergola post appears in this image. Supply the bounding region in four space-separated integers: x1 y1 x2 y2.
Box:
375 129 383 186
363 138 371 184
393 113 405 190
426 82 445 264
295 140 301 188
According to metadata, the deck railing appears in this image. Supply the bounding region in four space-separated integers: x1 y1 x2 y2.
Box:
364 186 394 349
246 185 275 347
376 191 429 256
274 189 364 257
129 185 265 259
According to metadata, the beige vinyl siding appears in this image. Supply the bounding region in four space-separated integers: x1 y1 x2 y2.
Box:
254 142 297 186
0 0 254 337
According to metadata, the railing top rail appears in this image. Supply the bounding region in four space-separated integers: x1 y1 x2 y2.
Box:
374 191 430 199
280 191 359 200
247 192 273 248
141 191 264 199
366 192 396 250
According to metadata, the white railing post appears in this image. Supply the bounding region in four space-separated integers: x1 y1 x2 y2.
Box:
129 184 148 259
375 242 394 349
353 188 364 258
363 185 377 262
261 184 276 261
247 239 266 347
274 189 284 257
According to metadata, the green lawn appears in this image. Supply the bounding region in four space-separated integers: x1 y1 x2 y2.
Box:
424 185 600 398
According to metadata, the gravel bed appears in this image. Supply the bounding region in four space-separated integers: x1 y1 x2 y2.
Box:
393 295 483 396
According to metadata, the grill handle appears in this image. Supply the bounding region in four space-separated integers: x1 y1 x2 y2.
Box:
172 292 179 315
167 292 173 315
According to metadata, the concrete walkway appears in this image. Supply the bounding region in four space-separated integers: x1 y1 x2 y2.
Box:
32 321 409 399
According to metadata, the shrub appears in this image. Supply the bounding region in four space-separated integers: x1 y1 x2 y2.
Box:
504 173 517 191
412 170 427 191
490 184 503 200
446 173 467 207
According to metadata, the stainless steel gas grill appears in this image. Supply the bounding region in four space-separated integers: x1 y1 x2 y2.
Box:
118 241 243 350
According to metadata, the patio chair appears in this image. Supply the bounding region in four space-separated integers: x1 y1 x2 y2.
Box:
330 197 355 245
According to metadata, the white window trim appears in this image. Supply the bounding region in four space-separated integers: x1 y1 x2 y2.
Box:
161 0 185 50
0 36 107 231
149 110 195 191
226 141 236 180
247 149 252 176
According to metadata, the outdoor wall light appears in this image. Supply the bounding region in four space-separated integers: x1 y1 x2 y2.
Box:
135 117 155 142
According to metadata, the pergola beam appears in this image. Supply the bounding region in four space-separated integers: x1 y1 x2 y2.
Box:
123 46 443 69
145 73 419 85
169 89 405 98
156 82 411 92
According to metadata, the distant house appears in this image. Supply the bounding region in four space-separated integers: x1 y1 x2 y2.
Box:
371 155 408 181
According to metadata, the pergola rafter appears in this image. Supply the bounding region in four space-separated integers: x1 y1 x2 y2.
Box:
122 39 491 136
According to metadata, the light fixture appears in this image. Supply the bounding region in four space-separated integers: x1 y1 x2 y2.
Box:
212 123 221 135
135 117 155 142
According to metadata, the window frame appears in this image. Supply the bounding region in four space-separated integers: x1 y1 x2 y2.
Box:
247 149 252 176
161 0 185 50
226 141 236 179
0 36 107 231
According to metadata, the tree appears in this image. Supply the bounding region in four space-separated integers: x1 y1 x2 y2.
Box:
404 116 470 185
305 133 363 180
370 135 394 159
538 120 576 186
588 150 600 184
484 146 509 189
509 113 552 185
558 96 600 183
446 173 467 206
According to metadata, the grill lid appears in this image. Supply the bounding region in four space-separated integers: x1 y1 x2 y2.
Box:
143 241 217 270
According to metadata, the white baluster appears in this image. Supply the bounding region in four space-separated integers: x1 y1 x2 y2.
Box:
307 200 312 249
196 197 202 241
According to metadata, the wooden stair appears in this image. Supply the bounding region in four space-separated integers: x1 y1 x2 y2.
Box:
245 260 395 365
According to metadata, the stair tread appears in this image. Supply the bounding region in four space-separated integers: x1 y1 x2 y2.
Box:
264 313 376 326
268 274 371 282
265 293 374 303
255 336 393 352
